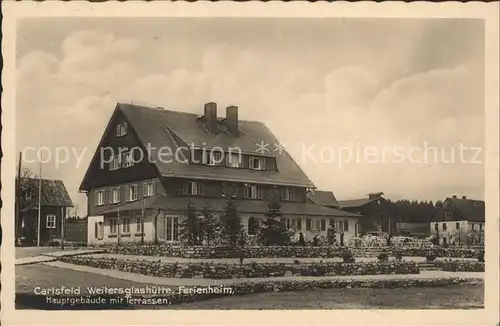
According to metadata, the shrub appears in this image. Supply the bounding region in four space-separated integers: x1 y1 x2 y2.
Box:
343 251 355 263
393 250 403 261
425 250 437 262
478 249 485 262
377 252 389 262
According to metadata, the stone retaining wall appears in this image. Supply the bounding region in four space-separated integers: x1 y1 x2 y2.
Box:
60 256 420 279
99 243 482 259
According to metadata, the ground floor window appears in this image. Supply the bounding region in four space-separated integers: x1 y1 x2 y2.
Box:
94 221 104 239
46 215 56 229
109 219 117 234
122 218 130 233
136 215 143 233
165 215 179 241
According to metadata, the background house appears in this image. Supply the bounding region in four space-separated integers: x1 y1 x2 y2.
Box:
337 192 395 235
81 102 358 245
430 195 485 245
17 178 73 246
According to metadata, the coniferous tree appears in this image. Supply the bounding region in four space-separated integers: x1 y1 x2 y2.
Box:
179 201 200 245
199 205 219 246
220 197 243 246
260 189 291 246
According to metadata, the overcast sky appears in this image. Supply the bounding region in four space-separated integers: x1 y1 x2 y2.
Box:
16 18 485 216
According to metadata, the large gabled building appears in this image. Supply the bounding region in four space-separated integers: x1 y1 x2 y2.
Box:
80 102 359 244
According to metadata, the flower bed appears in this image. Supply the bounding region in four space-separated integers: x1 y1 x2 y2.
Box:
59 256 420 279
433 260 485 272
98 243 483 259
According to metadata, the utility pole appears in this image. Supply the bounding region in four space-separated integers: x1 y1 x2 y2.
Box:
141 201 145 245
36 161 42 247
117 206 121 245
37 128 43 247
61 206 65 250
15 152 22 246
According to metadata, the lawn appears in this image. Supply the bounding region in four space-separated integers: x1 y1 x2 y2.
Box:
16 264 175 309
15 247 79 259
172 284 484 309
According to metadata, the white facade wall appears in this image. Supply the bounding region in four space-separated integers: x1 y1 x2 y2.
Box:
430 220 485 245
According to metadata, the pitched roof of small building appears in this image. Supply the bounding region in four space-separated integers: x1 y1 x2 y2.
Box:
97 194 361 218
20 178 73 207
307 190 340 208
337 192 386 209
443 196 485 222
80 103 315 190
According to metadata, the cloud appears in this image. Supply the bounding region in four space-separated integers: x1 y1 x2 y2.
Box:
16 27 485 215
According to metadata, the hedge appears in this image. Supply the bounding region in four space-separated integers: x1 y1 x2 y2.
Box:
59 256 420 279
98 243 483 259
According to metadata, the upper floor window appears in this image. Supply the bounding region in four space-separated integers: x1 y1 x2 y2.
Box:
143 181 155 197
471 223 475 231
95 190 105 206
222 183 237 198
281 187 291 201
226 153 242 168
46 215 56 229
121 149 135 168
434 223 438 231
442 223 447 231
117 122 128 137
249 157 266 171
109 155 120 171
183 181 201 196
208 151 223 166
126 184 138 202
456 222 460 229
244 184 262 199
111 188 120 204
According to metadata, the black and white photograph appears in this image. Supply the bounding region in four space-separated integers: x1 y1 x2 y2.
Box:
1 2 499 325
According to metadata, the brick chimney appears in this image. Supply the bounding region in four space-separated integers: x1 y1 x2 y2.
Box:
462 196 467 200
204 102 217 134
226 105 239 136
452 195 457 198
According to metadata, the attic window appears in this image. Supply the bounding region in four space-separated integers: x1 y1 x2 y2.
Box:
117 123 128 137
249 157 266 171
24 188 33 200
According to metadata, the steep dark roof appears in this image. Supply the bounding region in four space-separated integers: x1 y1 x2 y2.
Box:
444 197 485 222
307 190 340 208
115 103 314 188
20 178 73 207
97 194 360 218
